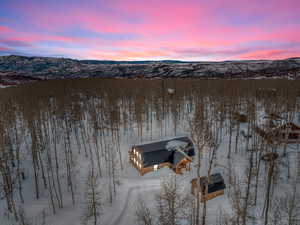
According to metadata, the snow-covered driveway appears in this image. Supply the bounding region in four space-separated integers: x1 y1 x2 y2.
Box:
102 177 161 225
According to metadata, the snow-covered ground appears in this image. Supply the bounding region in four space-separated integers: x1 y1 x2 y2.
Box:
0 84 9 88
1 90 300 225
2 123 298 225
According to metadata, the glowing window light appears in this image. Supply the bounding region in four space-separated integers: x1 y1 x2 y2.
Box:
133 148 136 154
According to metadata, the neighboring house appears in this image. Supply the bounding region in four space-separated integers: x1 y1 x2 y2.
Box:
261 113 283 129
271 122 300 143
191 173 226 202
233 112 247 123
129 136 195 175
255 122 300 143
263 113 283 121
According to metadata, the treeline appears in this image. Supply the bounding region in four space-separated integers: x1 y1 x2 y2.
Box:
0 78 300 225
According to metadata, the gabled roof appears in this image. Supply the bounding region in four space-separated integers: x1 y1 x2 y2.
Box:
133 136 195 167
192 173 226 194
173 151 185 166
134 136 192 153
277 122 300 131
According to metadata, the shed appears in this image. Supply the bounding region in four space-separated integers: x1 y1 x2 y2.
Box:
191 173 226 202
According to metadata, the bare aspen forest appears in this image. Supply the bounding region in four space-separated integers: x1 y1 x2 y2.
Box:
0 79 300 225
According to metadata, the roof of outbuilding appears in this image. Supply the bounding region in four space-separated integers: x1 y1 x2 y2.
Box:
192 173 226 194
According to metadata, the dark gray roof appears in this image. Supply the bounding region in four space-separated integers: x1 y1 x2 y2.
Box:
135 136 192 153
142 150 171 167
133 136 195 167
173 151 185 166
209 173 224 184
200 173 226 194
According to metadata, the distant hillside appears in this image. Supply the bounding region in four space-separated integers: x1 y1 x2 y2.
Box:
1 55 300 86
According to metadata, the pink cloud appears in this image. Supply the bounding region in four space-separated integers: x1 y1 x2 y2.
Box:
0 25 12 33
237 49 300 60
0 46 11 51
2 33 86 45
89 49 171 60
1 0 299 60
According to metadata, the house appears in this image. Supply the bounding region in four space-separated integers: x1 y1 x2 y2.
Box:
270 122 300 143
263 113 283 121
233 112 247 123
255 122 300 143
191 173 226 202
261 152 279 161
129 136 195 175
261 113 283 129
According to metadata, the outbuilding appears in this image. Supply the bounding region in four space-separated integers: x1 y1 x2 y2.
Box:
191 173 226 202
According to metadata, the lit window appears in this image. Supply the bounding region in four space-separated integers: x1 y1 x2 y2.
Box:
133 148 136 154
154 164 158 171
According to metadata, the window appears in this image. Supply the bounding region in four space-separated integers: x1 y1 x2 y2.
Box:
154 164 158 171
289 133 299 139
133 148 136 154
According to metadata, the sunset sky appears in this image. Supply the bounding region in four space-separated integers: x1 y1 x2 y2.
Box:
0 0 299 61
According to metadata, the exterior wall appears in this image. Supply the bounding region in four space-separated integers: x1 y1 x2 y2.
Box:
201 189 224 202
139 162 172 175
255 124 300 143
129 149 172 175
191 179 225 202
129 144 193 175
277 129 300 143
129 148 144 175
191 186 224 202
174 158 191 174
191 181 197 196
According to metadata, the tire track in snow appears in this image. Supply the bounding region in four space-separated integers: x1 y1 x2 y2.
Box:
109 183 160 225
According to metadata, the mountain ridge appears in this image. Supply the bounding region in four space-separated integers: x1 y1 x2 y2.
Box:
1 55 300 86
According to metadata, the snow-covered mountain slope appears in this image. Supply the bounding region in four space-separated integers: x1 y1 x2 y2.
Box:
1 55 300 86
